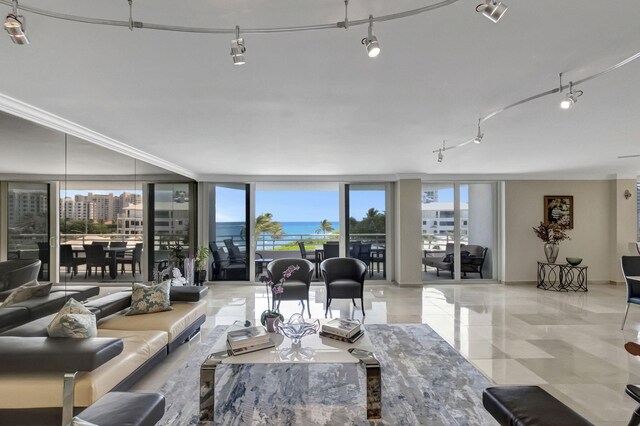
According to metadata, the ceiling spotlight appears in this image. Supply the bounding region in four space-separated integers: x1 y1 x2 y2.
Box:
476 0 507 23
437 149 444 163
560 81 583 109
230 25 245 65
361 15 380 58
474 120 484 144
4 8 28 45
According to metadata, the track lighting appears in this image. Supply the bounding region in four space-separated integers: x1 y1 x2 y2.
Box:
476 0 508 23
437 150 444 163
560 81 583 109
4 1 28 45
361 15 380 58
474 120 484 144
230 25 245 65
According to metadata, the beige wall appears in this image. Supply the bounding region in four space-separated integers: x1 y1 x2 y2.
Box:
394 179 423 285
504 180 637 283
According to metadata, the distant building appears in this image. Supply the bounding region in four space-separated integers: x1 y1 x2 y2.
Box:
421 200 469 237
8 188 48 224
117 204 143 235
59 192 142 222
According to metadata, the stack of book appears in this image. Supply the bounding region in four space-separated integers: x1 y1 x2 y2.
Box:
226 325 275 356
319 318 364 343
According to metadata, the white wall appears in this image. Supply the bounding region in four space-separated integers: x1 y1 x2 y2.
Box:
504 180 637 283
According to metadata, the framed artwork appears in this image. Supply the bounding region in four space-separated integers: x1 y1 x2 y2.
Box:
544 195 573 229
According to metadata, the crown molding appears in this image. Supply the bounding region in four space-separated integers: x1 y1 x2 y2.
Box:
0 93 197 180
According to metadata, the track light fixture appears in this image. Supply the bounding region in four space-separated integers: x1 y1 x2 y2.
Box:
476 0 507 23
361 15 380 58
230 25 245 65
560 81 583 109
474 120 484 144
437 149 444 163
4 1 28 45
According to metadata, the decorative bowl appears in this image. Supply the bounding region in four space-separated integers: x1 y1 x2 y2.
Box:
566 257 583 266
276 313 320 345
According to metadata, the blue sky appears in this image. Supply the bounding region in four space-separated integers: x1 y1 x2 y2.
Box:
215 187 386 222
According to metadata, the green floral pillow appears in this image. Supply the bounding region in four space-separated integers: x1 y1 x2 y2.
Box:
47 298 97 338
126 281 172 316
1 280 52 307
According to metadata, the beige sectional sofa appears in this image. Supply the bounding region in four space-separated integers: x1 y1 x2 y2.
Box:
0 286 207 425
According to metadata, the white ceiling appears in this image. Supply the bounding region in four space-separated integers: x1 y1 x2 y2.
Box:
1 0 640 180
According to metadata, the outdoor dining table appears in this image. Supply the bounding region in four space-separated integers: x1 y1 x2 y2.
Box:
73 246 133 279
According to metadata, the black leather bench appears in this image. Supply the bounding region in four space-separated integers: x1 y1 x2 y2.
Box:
483 386 594 426
74 392 165 426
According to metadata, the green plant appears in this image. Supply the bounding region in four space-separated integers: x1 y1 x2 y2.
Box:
168 241 185 266
195 245 210 270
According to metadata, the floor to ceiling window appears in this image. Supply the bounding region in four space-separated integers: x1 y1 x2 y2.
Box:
209 184 249 282
346 183 387 280
421 182 496 282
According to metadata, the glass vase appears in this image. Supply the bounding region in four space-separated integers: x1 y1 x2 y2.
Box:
544 242 559 263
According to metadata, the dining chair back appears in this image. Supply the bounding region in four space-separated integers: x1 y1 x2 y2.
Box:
83 244 107 279
323 243 340 260
91 241 110 247
223 239 246 264
298 241 312 260
621 256 640 329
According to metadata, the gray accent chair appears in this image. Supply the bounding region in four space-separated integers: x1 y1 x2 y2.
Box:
320 257 367 317
267 258 314 317
0 259 42 300
621 256 640 329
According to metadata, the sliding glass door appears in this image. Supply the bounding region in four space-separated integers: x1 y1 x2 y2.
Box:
422 182 496 282
7 183 50 280
346 183 387 280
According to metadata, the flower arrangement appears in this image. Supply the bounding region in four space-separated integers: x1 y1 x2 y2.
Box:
532 221 571 243
259 264 300 326
155 266 187 286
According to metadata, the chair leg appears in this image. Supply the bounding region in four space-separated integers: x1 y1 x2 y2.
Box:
628 405 640 426
325 298 331 318
623 303 631 330
307 298 311 318
361 298 365 316
480 271 483 279
352 298 356 307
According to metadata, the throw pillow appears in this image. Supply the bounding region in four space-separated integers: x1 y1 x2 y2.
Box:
47 298 97 338
126 281 172 316
1 280 52 307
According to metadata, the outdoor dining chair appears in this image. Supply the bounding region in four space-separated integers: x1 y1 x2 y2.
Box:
621 256 640 329
83 244 108 279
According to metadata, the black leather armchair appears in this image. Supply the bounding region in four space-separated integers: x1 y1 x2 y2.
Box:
320 257 367 317
267 258 314 317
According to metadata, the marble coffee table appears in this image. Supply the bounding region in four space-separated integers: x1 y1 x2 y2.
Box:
198 321 381 424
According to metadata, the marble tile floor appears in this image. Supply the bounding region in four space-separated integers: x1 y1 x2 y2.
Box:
103 282 640 425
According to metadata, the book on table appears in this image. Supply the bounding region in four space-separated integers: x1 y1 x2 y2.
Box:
227 340 275 356
319 329 365 344
321 318 361 338
226 325 270 350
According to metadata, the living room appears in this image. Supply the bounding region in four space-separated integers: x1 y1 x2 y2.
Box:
1 1 640 424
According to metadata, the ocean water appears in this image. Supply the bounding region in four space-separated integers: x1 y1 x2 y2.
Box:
215 221 339 245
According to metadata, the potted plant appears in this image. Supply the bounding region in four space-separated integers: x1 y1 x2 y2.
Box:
259 264 300 332
532 221 571 263
168 241 185 271
194 245 210 285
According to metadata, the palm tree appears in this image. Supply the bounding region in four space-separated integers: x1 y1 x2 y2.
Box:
255 213 284 250
366 208 382 218
316 219 334 234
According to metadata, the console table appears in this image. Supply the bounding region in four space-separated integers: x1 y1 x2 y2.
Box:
537 261 588 292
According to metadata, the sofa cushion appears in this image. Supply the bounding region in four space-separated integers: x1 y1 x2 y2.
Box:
1 281 52 307
47 299 97 339
0 306 30 332
51 285 100 301
0 329 167 409
327 279 362 299
10 291 75 318
99 300 207 343
1 313 54 337
84 291 132 321
126 282 172 316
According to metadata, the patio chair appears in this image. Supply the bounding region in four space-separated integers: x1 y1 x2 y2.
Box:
621 256 640 329
91 241 110 247
223 239 246 264
461 246 488 279
119 243 142 276
60 244 85 279
321 257 367 317
83 244 108 279
37 242 49 279
357 243 372 276
267 258 314 317
211 248 246 280
109 241 128 266
323 243 340 260
298 241 313 261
